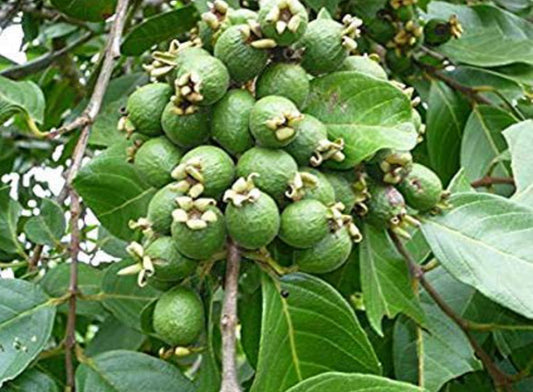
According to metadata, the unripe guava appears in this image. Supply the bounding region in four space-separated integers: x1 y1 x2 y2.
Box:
258 0 308 46
133 136 183 188
256 62 310 109
279 199 329 248
126 83 173 136
145 236 196 283
397 163 444 211
161 102 210 148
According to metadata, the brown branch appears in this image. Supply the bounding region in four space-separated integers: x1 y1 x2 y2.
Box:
47 0 130 139
388 230 514 392
28 244 43 271
0 1 20 31
471 176 515 188
220 239 242 392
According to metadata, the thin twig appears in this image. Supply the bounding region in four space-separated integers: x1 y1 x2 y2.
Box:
0 32 94 80
220 240 242 392
47 0 130 139
28 244 43 271
388 230 514 392
471 176 515 188
0 1 20 31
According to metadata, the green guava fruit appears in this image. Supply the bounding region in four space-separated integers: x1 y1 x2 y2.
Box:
365 181 406 229
133 136 183 188
340 55 388 80
279 199 329 248
153 286 205 346
397 163 444 212
296 167 336 205
256 62 310 108
322 170 357 212
161 102 210 148
258 0 308 46
145 236 196 283
423 18 452 46
126 83 173 136
146 182 183 235
366 149 413 185
365 14 396 45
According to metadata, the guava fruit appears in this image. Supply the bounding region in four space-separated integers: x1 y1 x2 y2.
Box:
255 62 310 108
133 136 183 188
397 163 444 212
340 55 388 80
367 149 413 185
145 182 184 235
125 83 173 136
286 167 335 205
161 102 210 148
145 236 196 282
258 0 308 46
279 199 329 248
322 170 357 212
365 13 396 45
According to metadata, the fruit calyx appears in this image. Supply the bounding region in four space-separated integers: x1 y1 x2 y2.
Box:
174 71 205 107
387 20 423 54
263 0 304 36
240 20 277 50
285 171 318 201
326 202 363 242
341 14 363 53
202 0 230 31
223 174 262 206
310 138 346 166
117 241 155 287
172 196 218 230
264 109 303 142
144 40 201 79
375 150 413 184
171 158 207 197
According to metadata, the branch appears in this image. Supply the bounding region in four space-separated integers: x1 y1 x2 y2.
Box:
0 32 94 80
388 230 514 392
0 1 20 31
47 0 130 139
471 176 515 188
220 239 242 392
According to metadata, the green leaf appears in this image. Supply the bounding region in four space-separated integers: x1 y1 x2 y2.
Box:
97 226 129 259
306 71 418 167
76 350 195 392
0 186 24 256
360 225 426 336
3 368 59 392
0 279 56 387
50 0 117 22
0 75 45 125
428 2 533 67
460 105 516 186
448 168 475 193
101 260 161 331
286 372 423 392
121 6 200 56
393 268 482 391
24 199 65 247
421 192 533 318
73 142 156 241
426 81 471 184
303 0 340 14
503 120 533 207
250 272 380 392
85 317 146 357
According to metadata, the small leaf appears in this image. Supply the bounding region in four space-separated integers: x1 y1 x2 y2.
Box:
24 199 65 247
75 350 195 392
503 120 533 207
50 0 117 22
0 186 24 256
421 192 533 319
286 372 424 392
0 279 56 387
3 368 59 392
306 71 418 167
250 272 380 392
121 6 199 56
0 76 45 125
73 142 156 241
359 225 426 335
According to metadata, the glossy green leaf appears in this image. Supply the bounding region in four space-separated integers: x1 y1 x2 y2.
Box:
73 142 156 241
101 260 161 331
250 272 380 392
460 105 516 185
286 372 423 392
24 199 65 247
421 192 533 318
0 186 24 256
426 81 471 184
360 225 426 335
50 0 117 22
76 350 195 392
3 368 59 392
428 2 533 67
97 226 129 259
0 279 56 387
306 71 418 167
503 120 533 207
0 76 45 125
121 6 199 56
85 317 146 357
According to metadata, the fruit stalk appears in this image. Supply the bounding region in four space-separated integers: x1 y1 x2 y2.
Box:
220 239 242 392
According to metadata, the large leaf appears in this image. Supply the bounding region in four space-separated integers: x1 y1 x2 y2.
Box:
3 368 59 392
121 6 199 56
426 81 471 184
0 279 56 387
85 317 146 357
24 198 65 247
101 260 161 331
460 105 516 185
393 268 482 391
503 120 533 207
0 76 45 125
286 372 423 392
0 186 24 256
428 2 533 67
421 192 533 318
250 272 380 392
76 350 195 392
360 225 425 335
50 0 117 22
73 142 156 241
306 71 418 167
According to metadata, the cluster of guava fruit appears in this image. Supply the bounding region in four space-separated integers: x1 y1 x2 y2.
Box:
116 0 449 349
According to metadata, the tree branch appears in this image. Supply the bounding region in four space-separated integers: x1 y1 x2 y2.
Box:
0 0 20 31
220 239 242 392
471 176 515 188
388 230 514 392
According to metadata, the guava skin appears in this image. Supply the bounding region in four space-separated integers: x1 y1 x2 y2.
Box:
424 19 452 46
295 226 352 273
236 147 298 204
249 96 300 147
171 206 226 260
145 236 196 282
298 167 336 205
133 136 183 188
398 163 443 211
279 199 329 248
161 103 210 148
256 63 310 109
225 191 280 249
365 182 406 228
284 114 328 165
212 89 255 156
147 183 183 235
153 286 205 346
126 83 173 136
340 56 388 80
322 170 357 212
214 25 269 83
258 0 308 46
